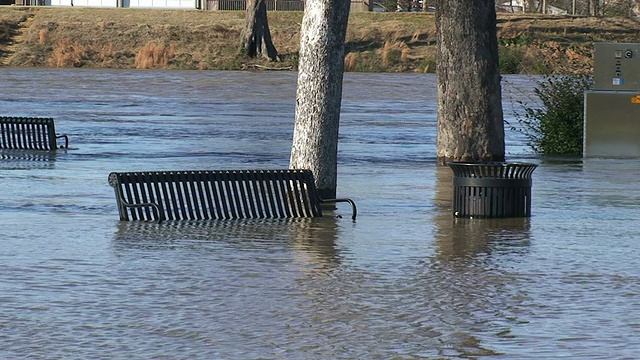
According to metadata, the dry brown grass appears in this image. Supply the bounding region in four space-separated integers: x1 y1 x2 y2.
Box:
38 28 46 45
49 39 88 67
344 52 358 71
134 42 176 69
382 40 410 66
99 43 114 60
0 8 639 73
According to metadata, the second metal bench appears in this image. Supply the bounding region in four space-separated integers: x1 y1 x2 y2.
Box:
0 116 69 150
108 169 357 222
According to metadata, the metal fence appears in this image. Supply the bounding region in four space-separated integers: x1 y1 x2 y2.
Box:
206 0 371 11
496 0 640 17
207 0 301 10
13 0 45 4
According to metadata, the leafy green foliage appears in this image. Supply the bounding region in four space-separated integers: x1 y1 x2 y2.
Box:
499 46 551 75
499 47 523 74
378 0 399 11
513 75 593 156
603 1 636 17
0 20 14 45
499 34 533 47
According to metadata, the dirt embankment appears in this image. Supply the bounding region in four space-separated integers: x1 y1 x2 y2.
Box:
0 7 639 74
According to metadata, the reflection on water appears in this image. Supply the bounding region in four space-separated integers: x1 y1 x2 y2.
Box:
0 149 58 170
115 219 338 259
0 69 639 359
423 167 534 357
433 166 531 260
114 218 342 276
436 217 531 260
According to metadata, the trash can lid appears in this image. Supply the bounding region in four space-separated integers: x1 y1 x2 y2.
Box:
447 161 538 179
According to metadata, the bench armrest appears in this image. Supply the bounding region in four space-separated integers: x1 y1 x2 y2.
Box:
117 196 164 223
320 197 357 220
56 134 69 149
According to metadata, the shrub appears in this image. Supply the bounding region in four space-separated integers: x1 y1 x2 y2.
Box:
134 42 176 69
603 2 636 17
512 74 593 156
0 20 14 45
499 46 523 74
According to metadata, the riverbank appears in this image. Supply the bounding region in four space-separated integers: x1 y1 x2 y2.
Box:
1 7 639 74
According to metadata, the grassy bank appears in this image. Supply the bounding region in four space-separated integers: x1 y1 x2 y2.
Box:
1 7 639 73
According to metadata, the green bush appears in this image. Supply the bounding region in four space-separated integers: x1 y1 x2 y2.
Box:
603 2 636 17
499 45 550 75
499 47 524 74
512 74 593 156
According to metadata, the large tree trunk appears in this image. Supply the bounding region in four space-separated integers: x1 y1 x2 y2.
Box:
434 0 505 166
289 0 351 199
242 0 279 61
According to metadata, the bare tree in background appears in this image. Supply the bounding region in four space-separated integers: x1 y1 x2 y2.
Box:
434 0 505 165
241 0 279 61
525 0 536 11
590 0 601 15
289 0 351 199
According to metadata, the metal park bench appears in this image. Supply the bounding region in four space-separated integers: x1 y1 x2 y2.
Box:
0 116 69 150
108 169 357 222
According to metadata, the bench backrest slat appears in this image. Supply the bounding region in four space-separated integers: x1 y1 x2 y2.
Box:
273 172 289 217
178 172 193 219
238 176 253 217
208 178 222 219
251 174 267 217
223 173 239 218
126 174 141 220
260 172 277 217
193 175 206 219
109 169 324 221
139 173 155 220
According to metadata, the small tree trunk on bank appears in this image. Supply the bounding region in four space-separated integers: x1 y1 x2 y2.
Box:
241 0 279 61
434 0 505 166
289 0 351 199
525 0 535 12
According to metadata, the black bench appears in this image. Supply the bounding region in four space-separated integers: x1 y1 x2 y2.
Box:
0 116 69 150
108 169 357 222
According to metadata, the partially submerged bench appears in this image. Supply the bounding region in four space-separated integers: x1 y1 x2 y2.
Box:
0 116 69 150
108 169 357 222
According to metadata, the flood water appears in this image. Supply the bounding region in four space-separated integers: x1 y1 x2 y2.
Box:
1 68 639 359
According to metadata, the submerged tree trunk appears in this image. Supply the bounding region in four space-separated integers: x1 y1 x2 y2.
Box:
289 0 351 199
241 0 279 61
434 0 505 166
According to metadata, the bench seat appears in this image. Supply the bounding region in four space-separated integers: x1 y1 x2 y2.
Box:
108 169 357 222
0 116 69 150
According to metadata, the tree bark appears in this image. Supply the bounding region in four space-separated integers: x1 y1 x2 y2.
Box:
289 0 351 199
434 0 505 166
242 0 279 61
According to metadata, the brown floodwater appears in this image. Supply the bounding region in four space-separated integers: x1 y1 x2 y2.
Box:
0 68 639 359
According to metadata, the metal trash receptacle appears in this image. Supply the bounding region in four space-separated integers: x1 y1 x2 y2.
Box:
447 162 538 218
